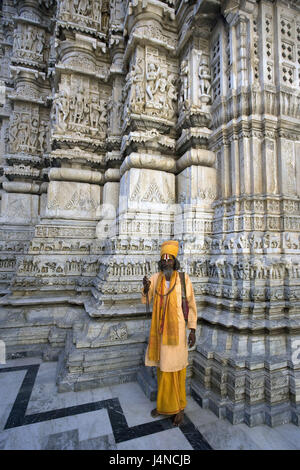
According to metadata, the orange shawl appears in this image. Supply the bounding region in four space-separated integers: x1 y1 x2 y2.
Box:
148 271 179 362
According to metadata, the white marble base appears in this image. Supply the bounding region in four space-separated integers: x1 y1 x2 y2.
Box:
117 428 193 451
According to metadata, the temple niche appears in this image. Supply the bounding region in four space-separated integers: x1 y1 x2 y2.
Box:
0 0 300 427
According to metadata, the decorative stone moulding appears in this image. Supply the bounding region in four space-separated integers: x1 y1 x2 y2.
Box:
10 66 46 81
125 0 176 38
125 21 177 58
2 181 40 194
5 154 42 166
176 148 216 172
49 168 104 185
46 181 101 220
104 168 121 182
3 165 40 179
121 131 176 155
57 0 110 39
176 127 212 154
120 152 176 176
49 148 106 166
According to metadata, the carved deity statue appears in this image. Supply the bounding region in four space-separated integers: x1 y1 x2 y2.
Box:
9 114 20 153
29 117 39 152
25 27 34 50
179 60 189 104
156 70 168 112
13 30 22 50
131 58 144 112
198 57 211 101
166 74 178 119
38 121 49 152
80 0 92 16
146 62 160 102
101 0 110 31
93 0 101 22
17 117 30 151
98 100 107 132
90 95 102 128
35 31 44 55
74 89 85 124
54 89 70 131
122 58 144 115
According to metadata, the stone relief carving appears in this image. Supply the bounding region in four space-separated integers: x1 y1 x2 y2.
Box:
17 257 100 276
9 111 50 155
13 25 45 62
59 0 110 33
179 59 189 107
109 323 128 341
52 79 108 137
122 47 178 122
133 23 177 50
145 60 177 119
198 55 211 103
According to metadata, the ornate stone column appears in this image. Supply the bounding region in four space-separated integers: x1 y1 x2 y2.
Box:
191 0 300 427
0 0 53 294
11 1 110 297
174 0 218 293
86 0 179 317
59 0 180 391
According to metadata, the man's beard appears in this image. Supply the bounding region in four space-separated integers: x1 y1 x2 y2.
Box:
162 266 173 278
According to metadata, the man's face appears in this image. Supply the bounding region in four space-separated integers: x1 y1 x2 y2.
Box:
161 255 175 273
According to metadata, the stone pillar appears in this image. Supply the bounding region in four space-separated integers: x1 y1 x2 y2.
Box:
0 0 53 294
87 0 179 318
191 0 300 427
11 1 111 297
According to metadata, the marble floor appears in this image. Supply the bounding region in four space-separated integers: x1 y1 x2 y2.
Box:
0 358 300 450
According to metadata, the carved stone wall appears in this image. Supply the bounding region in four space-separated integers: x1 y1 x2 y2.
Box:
0 0 299 426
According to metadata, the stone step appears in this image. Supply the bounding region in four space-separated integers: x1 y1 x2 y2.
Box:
137 366 157 402
56 330 144 392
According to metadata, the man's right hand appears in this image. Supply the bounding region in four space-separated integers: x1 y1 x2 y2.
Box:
143 275 151 294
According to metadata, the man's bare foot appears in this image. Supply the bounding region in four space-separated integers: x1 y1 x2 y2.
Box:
173 410 184 426
151 408 160 418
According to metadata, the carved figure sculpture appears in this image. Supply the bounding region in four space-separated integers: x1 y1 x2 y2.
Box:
131 58 144 111
25 27 34 50
102 0 110 31
179 60 189 103
18 117 30 151
9 114 20 153
146 62 160 102
13 30 22 50
89 95 99 128
74 89 85 124
29 117 39 152
38 121 49 152
55 89 70 130
35 31 44 55
199 58 211 98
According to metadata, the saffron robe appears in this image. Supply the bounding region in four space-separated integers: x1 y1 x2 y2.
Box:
142 272 197 372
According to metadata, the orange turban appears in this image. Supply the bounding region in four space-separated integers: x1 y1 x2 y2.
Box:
160 240 179 259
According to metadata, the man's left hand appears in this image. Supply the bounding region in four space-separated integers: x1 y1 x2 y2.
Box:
188 329 196 348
